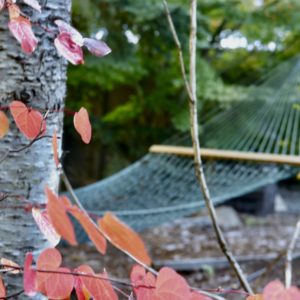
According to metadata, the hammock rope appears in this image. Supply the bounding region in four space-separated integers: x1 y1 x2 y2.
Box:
69 56 300 243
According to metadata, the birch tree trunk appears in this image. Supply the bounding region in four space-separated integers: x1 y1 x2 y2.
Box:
0 0 71 296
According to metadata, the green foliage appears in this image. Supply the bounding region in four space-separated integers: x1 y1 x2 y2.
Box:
65 0 300 183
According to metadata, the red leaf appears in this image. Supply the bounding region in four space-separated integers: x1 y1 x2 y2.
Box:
52 130 60 167
154 267 190 300
32 208 61 247
54 32 84 65
55 20 84 46
69 206 106 254
0 277 6 299
37 248 62 270
0 0 5 12
45 267 74 299
0 111 9 138
0 258 21 274
130 265 155 300
74 276 91 300
23 0 41 12
23 253 37 297
98 212 151 266
45 187 77 246
36 248 62 294
8 16 38 54
73 107 92 144
263 280 300 299
76 265 118 300
83 38 111 57
9 101 46 139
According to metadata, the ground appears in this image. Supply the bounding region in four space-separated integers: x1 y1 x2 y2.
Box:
60 207 300 299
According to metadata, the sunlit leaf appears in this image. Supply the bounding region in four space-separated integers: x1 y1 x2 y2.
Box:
9 101 45 139
73 107 92 144
55 20 84 46
8 16 38 53
54 32 84 65
0 258 20 274
69 207 106 254
99 212 151 266
32 208 61 247
0 111 9 138
45 187 77 246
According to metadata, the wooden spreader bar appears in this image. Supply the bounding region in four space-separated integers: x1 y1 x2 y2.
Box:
149 145 300 167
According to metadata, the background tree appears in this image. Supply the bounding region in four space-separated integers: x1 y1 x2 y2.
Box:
0 0 71 293
65 0 300 186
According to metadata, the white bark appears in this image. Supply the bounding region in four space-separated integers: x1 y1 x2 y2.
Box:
0 0 71 296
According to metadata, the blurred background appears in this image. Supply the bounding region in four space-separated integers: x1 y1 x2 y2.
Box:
62 0 300 188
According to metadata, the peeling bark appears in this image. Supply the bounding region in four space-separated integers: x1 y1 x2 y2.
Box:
0 0 71 297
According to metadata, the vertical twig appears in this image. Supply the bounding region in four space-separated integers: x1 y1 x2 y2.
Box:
285 219 300 288
163 0 253 293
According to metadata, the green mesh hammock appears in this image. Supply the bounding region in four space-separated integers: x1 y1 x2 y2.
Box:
70 56 300 243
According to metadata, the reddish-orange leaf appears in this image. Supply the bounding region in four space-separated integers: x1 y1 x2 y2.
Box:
36 248 62 294
45 187 77 246
69 207 106 255
23 253 37 297
52 130 60 167
9 101 46 139
37 248 62 270
263 280 300 299
247 295 264 300
0 258 20 274
76 265 118 300
0 111 9 138
73 107 92 144
98 212 151 266
0 277 6 299
45 267 74 300
130 265 155 300
154 267 190 300
32 208 61 247
74 277 91 300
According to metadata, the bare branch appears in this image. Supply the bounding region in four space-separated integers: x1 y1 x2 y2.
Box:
285 219 300 287
163 0 253 293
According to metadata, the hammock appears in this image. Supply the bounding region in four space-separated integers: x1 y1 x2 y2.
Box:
71 56 300 243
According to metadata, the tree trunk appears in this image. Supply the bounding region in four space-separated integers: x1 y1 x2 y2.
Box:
0 0 71 296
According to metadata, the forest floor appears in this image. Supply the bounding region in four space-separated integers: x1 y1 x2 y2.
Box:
60 208 300 299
